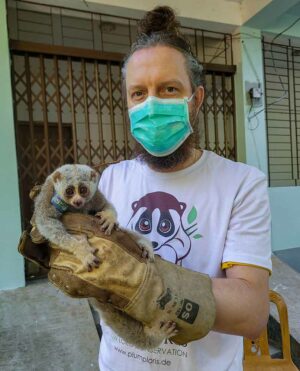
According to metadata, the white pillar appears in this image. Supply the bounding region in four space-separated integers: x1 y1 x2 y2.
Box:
233 26 269 177
0 0 25 289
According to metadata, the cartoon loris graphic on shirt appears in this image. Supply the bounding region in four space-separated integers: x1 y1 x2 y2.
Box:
127 191 202 265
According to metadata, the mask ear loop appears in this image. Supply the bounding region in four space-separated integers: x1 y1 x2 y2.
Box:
187 88 203 131
190 87 204 116
187 92 195 103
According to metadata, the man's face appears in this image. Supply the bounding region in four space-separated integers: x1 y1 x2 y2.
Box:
125 45 204 169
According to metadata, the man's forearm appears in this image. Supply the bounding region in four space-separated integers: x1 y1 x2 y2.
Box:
211 266 270 339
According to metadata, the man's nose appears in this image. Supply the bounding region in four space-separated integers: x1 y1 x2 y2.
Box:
148 90 156 97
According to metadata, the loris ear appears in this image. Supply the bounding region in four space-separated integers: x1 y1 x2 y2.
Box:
52 171 62 183
90 170 99 183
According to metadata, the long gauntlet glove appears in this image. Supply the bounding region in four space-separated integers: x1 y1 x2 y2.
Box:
18 213 216 345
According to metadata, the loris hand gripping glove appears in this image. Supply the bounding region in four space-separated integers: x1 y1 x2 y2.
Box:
18 213 216 345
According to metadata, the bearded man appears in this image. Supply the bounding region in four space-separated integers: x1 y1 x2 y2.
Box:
97 6 271 371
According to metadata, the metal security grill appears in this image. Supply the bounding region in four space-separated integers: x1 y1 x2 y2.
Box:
263 40 300 187
11 44 130 229
199 71 236 159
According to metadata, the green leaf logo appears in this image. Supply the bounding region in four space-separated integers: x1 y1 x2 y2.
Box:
193 234 202 239
187 206 197 224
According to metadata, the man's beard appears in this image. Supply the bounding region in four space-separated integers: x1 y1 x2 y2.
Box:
133 105 198 170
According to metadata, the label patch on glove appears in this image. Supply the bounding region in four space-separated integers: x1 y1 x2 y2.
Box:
177 299 199 324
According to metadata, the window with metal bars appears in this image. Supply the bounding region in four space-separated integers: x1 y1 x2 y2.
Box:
263 40 300 187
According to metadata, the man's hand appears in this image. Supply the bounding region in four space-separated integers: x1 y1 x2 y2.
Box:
212 265 269 339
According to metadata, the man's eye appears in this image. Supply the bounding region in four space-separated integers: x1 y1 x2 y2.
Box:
163 86 179 96
132 91 144 100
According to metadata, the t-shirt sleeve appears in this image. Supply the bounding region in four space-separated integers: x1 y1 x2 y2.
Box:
222 171 272 272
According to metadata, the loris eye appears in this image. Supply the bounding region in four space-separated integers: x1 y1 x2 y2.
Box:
79 185 88 196
65 186 74 197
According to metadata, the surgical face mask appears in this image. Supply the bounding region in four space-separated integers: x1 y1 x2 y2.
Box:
128 95 194 157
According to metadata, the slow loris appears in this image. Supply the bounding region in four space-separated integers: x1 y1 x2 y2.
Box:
34 163 177 348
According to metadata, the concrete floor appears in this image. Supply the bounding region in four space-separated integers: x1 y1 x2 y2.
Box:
270 255 300 368
274 247 300 274
0 280 100 371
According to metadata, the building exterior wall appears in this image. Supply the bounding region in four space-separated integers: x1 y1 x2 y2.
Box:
2 1 300 289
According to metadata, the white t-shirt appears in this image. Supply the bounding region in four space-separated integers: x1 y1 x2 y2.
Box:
98 150 272 371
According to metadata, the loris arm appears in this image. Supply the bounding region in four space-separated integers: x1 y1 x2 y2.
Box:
90 300 175 349
121 228 155 261
33 176 70 246
86 190 116 215
87 191 118 234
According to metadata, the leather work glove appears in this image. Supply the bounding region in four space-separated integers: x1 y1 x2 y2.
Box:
18 213 216 345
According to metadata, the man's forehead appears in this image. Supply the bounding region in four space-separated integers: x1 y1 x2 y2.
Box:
128 79 184 90
125 46 189 84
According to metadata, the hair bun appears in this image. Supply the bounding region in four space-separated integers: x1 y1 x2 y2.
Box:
138 6 181 36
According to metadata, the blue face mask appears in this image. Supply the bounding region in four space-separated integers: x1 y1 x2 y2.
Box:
129 95 194 157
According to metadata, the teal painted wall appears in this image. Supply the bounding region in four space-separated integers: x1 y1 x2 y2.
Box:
0 0 25 289
269 187 300 251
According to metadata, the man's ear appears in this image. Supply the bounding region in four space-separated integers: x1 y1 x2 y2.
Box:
52 171 62 183
194 86 205 114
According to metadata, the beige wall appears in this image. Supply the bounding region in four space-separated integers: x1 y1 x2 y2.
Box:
87 0 272 26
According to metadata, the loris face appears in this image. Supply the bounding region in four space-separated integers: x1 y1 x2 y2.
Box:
52 164 99 209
